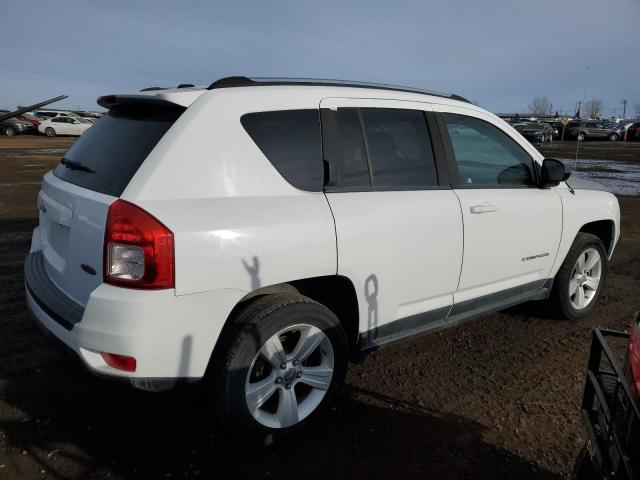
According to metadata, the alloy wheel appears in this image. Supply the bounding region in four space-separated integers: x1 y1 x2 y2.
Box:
569 247 602 310
245 323 334 429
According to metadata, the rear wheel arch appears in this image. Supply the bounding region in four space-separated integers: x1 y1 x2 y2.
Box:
207 275 360 376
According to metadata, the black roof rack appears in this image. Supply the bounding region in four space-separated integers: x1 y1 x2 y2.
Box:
207 76 470 103
139 86 167 92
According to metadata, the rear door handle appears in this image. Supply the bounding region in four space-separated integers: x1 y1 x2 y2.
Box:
470 203 498 214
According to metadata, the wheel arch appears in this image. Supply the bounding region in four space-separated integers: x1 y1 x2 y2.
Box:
550 189 620 279
206 275 361 376
578 219 615 256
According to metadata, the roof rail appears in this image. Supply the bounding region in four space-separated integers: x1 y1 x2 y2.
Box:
206 76 470 103
139 86 167 92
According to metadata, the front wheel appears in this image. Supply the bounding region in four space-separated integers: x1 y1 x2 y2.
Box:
549 233 607 320
609 133 619 141
577 132 586 141
3 126 16 136
207 293 348 443
44 127 56 137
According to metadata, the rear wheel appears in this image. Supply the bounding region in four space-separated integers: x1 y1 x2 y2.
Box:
207 293 348 443
577 132 586 141
44 127 56 137
3 126 16 136
549 233 607 320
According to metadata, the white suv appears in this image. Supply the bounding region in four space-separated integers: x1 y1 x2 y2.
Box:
25 77 620 440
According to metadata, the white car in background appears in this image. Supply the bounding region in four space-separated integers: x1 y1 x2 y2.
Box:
38 117 93 136
33 110 80 119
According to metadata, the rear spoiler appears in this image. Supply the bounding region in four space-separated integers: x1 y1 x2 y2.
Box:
97 95 185 110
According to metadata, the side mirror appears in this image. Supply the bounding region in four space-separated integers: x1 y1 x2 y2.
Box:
540 158 570 187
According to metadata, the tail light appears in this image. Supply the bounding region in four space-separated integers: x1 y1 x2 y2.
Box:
630 320 640 396
104 199 174 289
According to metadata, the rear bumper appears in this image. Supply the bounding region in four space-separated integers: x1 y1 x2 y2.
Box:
24 249 246 389
25 251 83 330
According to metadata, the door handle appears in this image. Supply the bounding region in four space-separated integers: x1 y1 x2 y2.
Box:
470 203 498 214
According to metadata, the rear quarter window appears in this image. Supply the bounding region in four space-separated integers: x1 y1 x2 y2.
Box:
241 109 323 192
54 107 184 197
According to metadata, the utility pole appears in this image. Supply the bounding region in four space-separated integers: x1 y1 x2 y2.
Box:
623 99 627 119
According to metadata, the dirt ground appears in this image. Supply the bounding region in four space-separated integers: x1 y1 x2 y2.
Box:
1 136 639 479
537 138 640 164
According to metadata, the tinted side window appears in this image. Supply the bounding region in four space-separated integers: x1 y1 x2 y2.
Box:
241 110 323 191
443 113 535 187
321 108 370 189
52 118 64 123
361 108 437 187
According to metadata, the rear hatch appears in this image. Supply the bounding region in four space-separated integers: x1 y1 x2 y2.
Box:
38 104 184 306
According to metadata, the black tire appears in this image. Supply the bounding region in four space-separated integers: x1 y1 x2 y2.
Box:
207 293 348 444
549 233 608 320
3 126 16 136
577 132 586 141
609 133 619 141
44 127 56 137
571 444 597 480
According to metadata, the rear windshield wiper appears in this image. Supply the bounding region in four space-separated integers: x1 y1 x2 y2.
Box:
60 158 97 174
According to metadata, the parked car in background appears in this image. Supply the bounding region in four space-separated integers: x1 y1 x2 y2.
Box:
33 110 80 120
613 121 635 140
625 122 640 141
17 114 41 128
1 116 35 136
550 121 565 139
37 116 92 136
24 77 620 441
514 122 554 142
572 313 639 480
72 110 103 119
565 121 621 141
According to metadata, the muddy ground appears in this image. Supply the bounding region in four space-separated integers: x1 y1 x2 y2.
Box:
0 137 639 479
537 138 640 164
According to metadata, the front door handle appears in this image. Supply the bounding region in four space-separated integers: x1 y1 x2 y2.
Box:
470 203 498 214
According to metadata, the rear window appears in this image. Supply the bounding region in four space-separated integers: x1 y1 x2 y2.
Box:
241 109 323 191
54 107 183 197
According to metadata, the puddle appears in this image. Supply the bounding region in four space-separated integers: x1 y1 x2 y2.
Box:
561 158 640 196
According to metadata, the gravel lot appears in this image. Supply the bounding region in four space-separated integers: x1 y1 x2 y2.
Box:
1 137 639 479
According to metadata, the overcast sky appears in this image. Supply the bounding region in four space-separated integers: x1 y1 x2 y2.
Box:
1 0 639 116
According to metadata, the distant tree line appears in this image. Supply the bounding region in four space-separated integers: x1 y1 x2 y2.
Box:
527 96 632 119
528 96 551 117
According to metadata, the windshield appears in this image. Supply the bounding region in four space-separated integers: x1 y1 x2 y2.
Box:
53 106 184 196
